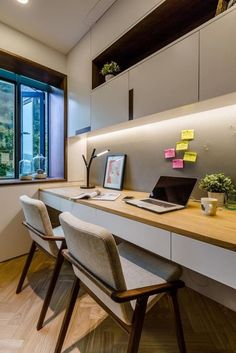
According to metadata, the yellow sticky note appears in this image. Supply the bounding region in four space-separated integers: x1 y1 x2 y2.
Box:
176 141 188 151
183 152 197 162
181 129 194 140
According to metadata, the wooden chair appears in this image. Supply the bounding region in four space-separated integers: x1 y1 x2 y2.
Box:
54 211 187 353
16 195 66 330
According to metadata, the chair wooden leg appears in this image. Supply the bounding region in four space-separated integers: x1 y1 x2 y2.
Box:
37 250 64 330
54 277 81 353
16 241 37 294
169 290 187 353
126 296 148 353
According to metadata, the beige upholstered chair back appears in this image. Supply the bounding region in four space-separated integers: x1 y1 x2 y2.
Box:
59 212 134 324
20 195 58 256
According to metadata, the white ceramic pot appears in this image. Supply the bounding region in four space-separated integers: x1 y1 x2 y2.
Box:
208 192 225 206
105 74 114 81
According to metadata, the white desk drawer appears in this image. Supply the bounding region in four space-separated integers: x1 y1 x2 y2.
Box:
172 233 236 289
95 209 171 259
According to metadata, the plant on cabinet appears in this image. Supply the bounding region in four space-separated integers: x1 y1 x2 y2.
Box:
100 61 120 81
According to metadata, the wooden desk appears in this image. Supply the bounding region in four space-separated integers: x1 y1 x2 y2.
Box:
40 186 236 289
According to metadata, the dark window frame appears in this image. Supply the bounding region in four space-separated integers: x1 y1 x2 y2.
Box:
0 49 67 185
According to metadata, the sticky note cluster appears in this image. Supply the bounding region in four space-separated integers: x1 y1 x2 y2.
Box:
164 129 197 169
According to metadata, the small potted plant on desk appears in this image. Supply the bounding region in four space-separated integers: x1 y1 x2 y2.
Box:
199 172 235 206
100 61 120 82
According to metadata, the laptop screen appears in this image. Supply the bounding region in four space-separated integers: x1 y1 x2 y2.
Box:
150 176 197 206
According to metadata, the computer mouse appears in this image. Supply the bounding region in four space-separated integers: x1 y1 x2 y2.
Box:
122 196 134 200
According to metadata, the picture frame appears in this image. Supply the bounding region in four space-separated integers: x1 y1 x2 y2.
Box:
103 154 126 190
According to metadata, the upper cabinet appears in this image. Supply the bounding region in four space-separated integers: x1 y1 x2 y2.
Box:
92 0 218 89
67 32 91 137
91 73 129 131
91 0 162 58
200 9 236 100
129 33 199 119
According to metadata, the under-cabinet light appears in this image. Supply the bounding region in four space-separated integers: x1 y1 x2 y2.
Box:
17 0 29 4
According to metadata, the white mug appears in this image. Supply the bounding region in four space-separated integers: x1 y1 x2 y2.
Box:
201 197 218 216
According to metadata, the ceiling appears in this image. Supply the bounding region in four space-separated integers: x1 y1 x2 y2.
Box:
0 0 117 54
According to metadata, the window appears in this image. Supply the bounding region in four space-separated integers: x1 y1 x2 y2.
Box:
21 85 48 171
0 79 15 178
0 52 67 182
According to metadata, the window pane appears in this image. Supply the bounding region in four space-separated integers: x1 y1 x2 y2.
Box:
21 85 48 172
0 80 15 179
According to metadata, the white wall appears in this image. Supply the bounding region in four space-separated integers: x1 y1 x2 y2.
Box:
0 24 68 262
0 23 66 73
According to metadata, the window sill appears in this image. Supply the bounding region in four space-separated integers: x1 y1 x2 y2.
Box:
0 177 67 187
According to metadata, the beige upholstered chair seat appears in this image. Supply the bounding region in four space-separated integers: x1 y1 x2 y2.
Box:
118 242 181 311
73 241 181 325
54 212 186 353
60 212 182 326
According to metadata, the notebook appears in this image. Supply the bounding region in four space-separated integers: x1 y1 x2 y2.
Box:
125 176 197 214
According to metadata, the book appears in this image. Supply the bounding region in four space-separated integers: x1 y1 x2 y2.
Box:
70 189 120 201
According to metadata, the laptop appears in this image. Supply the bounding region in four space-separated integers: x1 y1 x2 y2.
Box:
125 176 197 214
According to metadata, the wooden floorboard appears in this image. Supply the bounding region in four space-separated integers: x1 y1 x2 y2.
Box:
0 251 235 353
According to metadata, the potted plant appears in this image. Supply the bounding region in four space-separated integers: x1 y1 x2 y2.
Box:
100 61 120 81
199 172 235 206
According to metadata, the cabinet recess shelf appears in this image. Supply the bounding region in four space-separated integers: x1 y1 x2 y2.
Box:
92 0 219 89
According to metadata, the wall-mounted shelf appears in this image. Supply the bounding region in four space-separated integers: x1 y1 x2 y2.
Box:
92 0 219 89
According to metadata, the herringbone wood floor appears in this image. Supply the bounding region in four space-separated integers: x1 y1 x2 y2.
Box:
0 250 235 353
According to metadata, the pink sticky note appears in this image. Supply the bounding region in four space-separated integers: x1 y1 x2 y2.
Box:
172 159 184 169
164 148 176 159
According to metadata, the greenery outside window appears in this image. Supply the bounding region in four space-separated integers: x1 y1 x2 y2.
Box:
0 79 15 178
0 59 66 182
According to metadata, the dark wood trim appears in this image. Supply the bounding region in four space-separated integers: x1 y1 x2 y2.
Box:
23 221 65 241
127 296 148 353
92 0 219 89
128 89 134 120
16 241 37 294
54 277 81 353
169 290 187 353
0 177 66 186
0 48 66 89
63 76 68 181
37 244 66 330
111 281 185 302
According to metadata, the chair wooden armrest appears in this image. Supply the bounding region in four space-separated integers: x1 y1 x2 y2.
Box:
23 221 65 241
111 280 185 303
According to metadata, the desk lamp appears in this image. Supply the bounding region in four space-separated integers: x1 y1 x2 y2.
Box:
81 148 110 189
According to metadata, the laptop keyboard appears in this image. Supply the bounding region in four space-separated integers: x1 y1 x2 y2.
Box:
143 199 176 208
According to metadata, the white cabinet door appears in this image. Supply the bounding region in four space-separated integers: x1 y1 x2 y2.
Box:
200 9 236 100
172 233 236 289
67 33 91 137
129 33 199 119
91 73 129 131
